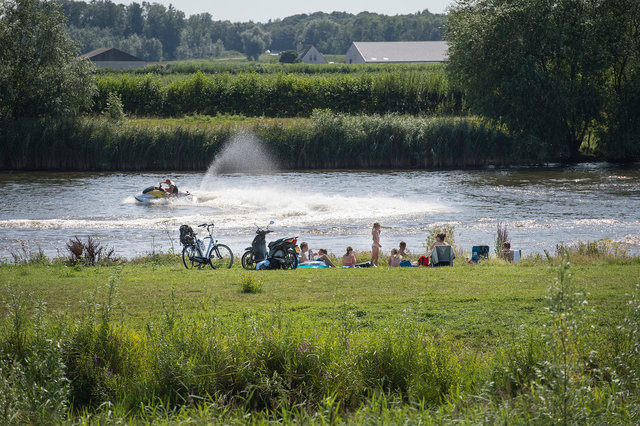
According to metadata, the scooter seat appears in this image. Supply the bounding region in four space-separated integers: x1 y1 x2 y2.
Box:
268 238 286 249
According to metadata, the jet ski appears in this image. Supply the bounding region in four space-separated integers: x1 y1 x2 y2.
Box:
134 186 191 203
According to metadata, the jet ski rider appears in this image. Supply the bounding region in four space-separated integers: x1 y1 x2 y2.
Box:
160 179 178 196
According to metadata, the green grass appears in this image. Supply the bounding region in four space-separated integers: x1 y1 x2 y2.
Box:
1 260 637 347
128 114 309 129
1 257 638 422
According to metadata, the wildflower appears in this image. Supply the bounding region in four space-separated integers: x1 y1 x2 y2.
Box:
298 342 309 354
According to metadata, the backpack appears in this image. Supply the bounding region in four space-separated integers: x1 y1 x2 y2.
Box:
418 255 430 266
179 225 195 245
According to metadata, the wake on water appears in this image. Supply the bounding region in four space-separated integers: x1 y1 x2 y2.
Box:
32 132 450 231
189 132 450 228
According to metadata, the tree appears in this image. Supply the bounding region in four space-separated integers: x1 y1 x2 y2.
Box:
124 2 144 36
596 0 640 160
143 3 184 60
0 0 96 119
279 49 299 63
176 13 225 59
297 18 340 54
446 0 608 160
241 25 271 61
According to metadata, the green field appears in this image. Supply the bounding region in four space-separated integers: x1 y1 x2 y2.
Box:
1 259 636 345
1 255 639 423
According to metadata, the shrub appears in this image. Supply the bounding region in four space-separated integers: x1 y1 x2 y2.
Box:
240 273 263 294
555 238 629 262
495 220 509 257
9 242 48 265
425 224 457 253
103 92 125 121
279 50 299 64
66 237 118 266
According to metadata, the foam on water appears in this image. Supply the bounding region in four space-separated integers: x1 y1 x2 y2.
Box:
189 183 453 227
0 182 453 232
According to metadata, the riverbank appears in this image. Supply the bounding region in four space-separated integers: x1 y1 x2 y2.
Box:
1 257 639 422
1 112 575 171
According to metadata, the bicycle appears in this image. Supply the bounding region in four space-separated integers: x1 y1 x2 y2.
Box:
181 223 234 270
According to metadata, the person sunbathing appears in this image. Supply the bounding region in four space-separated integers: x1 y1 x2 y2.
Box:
342 246 357 267
316 248 336 267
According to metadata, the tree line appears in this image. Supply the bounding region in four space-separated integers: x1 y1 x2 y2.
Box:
1 0 638 163
58 0 446 61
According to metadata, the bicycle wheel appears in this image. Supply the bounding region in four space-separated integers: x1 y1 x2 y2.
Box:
182 245 197 269
209 244 234 269
241 250 255 270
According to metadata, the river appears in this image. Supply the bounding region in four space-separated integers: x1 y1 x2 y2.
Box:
1 163 639 261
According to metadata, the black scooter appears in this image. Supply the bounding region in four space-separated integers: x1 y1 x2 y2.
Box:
242 221 299 270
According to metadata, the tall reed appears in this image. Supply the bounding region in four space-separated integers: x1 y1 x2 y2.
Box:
0 113 558 171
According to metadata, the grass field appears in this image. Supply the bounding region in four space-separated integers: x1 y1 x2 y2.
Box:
1 255 639 423
1 259 637 346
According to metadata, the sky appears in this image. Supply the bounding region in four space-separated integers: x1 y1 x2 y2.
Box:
120 0 454 22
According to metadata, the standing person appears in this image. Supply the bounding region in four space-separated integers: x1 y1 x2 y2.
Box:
342 246 357 267
371 222 382 267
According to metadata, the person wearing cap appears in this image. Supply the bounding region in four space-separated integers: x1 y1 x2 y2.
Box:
160 179 178 196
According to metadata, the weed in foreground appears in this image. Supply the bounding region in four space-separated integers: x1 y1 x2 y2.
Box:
66 236 118 266
239 273 263 294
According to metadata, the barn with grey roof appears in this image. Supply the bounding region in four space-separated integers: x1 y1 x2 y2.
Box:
345 41 448 64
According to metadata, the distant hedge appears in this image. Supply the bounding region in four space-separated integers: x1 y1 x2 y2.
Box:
1 112 550 171
93 70 465 118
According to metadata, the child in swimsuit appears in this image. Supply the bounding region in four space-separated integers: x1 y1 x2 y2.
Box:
388 248 401 267
371 222 381 266
299 242 315 263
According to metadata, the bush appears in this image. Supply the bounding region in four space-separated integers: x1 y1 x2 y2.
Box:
495 220 509 257
93 69 464 118
240 273 263 294
66 237 118 266
425 224 457 253
555 238 629 262
279 50 299 64
102 92 125 121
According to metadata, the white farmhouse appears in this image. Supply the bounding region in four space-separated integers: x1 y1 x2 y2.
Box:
345 41 448 64
297 45 328 64
81 47 146 69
